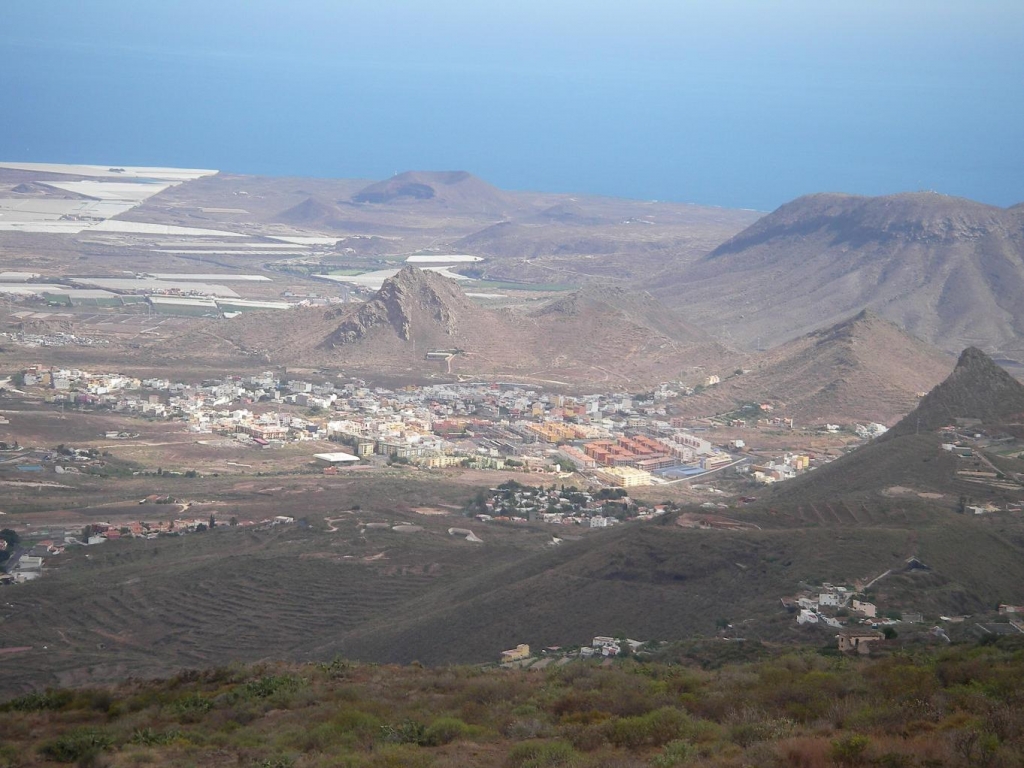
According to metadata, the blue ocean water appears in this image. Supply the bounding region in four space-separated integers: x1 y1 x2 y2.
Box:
1 1 1021 211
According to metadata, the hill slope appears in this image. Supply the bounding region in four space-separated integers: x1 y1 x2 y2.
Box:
351 171 514 214
883 346 1024 438
767 348 1024 506
273 195 345 226
521 286 736 385
168 268 738 388
317 511 1024 665
650 192 1024 356
672 311 955 424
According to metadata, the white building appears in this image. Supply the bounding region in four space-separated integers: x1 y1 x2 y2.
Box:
797 609 819 625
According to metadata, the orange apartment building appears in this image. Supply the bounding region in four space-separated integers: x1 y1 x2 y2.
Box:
584 434 680 470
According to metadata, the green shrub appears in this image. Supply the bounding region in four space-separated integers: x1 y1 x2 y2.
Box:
830 734 871 766
284 721 348 752
559 722 607 752
506 740 578 768
650 739 697 767
875 753 914 768
38 728 113 763
1 689 73 712
604 707 690 750
171 692 213 722
364 744 435 768
423 716 470 746
504 718 549 740
243 675 304 699
380 719 428 745
129 727 181 746
82 689 115 713
251 757 295 768
727 714 795 746
317 657 353 679
332 708 384 750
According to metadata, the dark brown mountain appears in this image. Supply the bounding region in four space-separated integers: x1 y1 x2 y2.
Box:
672 310 955 424
650 192 1024 358
315 505 1024 666
882 347 1024 439
351 171 513 214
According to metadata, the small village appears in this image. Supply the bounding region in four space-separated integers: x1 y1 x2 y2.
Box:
497 636 652 669
472 480 674 528
781 570 1024 652
0 514 296 586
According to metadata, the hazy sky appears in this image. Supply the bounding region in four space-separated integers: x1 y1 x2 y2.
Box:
2 1 1022 209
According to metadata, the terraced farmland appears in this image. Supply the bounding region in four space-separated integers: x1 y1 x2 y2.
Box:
0 502 550 694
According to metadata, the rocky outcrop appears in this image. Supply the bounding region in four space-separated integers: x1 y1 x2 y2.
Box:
324 268 463 347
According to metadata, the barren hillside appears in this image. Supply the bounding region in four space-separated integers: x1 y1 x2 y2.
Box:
158 268 738 388
765 348 1024 507
883 346 1024 439
350 171 516 215
671 311 955 424
650 192 1024 357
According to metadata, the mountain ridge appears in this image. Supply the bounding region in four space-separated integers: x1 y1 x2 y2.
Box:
765 347 1024 506
163 267 738 388
671 309 954 424
882 346 1024 439
650 191 1024 357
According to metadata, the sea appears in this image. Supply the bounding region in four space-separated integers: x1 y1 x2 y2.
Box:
1 1 1021 211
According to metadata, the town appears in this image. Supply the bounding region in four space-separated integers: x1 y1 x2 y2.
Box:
0 363 880 590
2 364 865 489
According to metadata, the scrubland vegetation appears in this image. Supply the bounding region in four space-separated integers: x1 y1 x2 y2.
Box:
3 639 1024 768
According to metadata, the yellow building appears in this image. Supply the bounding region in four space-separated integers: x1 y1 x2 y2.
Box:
524 422 583 443
420 454 464 469
700 453 733 471
500 643 531 663
594 466 652 487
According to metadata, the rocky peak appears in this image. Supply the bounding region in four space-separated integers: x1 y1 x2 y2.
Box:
883 347 1024 439
324 267 466 347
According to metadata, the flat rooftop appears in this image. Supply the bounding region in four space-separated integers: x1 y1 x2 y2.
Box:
313 452 361 463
